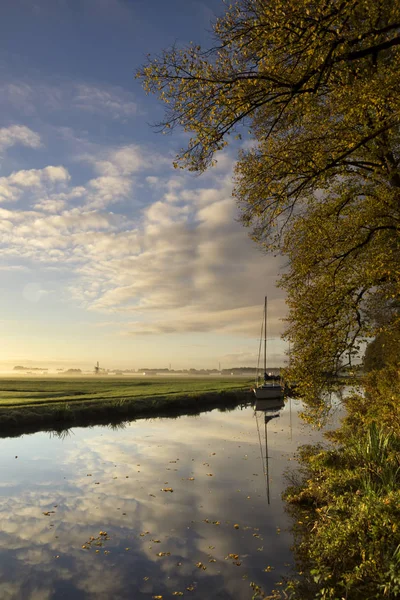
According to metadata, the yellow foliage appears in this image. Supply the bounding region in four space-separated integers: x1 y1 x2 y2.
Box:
137 0 400 416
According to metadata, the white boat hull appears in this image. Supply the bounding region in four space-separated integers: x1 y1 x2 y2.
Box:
253 386 284 411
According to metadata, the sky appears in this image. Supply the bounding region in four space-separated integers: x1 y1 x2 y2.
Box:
0 0 287 371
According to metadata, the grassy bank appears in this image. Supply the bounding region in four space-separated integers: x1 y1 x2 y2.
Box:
258 367 400 600
0 376 252 437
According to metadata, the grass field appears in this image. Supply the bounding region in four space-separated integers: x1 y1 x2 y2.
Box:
0 376 252 435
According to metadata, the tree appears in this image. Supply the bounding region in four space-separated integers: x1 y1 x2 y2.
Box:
137 0 400 407
363 330 400 372
363 307 400 372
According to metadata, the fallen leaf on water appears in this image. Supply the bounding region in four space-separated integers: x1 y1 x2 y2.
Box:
186 585 195 591
196 562 206 570
263 566 275 572
152 596 163 599
206 473 213 477
157 552 170 557
161 488 173 492
234 524 240 529
212 521 220 525
172 593 184 596
226 554 239 560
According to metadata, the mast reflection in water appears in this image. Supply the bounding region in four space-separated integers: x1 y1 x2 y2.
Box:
254 396 286 505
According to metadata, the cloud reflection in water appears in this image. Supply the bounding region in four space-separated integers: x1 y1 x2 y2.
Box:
0 402 323 599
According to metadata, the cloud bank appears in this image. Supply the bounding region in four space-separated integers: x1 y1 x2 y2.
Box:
0 131 285 342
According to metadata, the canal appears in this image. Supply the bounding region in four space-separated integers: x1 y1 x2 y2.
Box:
0 399 335 599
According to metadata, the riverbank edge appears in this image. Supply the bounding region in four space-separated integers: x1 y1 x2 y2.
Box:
0 388 253 438
260 367 400 600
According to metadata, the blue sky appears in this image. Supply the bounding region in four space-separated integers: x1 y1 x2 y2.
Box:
0 0 286 371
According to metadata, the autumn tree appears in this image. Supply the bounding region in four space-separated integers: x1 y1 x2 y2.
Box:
137 0 400 407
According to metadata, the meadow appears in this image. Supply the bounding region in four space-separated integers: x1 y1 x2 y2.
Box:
0 376 252 435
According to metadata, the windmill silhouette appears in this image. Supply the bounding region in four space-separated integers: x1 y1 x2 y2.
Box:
94 361 100 375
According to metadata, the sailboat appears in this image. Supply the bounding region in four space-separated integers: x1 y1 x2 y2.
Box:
253 296 284 408
254 390 287 504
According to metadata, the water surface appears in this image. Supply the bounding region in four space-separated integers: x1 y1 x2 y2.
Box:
0 400 331 599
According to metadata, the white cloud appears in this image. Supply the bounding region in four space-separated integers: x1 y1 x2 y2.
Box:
33 187 87 213
34 199 66 212
0 166 70 204
0 125 41 151
0 142 286 341
0 81 139 121
72 177 285 333
22 283 54 303
7 165 69 187
0 83 35 115
73 83 138 119
82 144 170 177
79 144 171 209
86 175 133 208
0 264 28 271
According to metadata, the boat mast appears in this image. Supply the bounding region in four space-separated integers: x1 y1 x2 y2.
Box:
264 296 267 379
